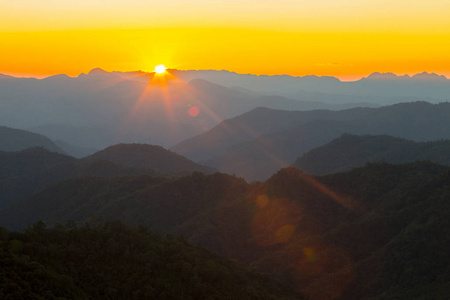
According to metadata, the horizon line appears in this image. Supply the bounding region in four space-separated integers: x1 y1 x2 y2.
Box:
1 68 448 83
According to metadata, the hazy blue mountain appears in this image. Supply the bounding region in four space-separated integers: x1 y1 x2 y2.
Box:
0 69 362 150
0 126 64 153
173 69 450 103
293 134 450 175
54 139 98 158
171 106 371 162
173 102 450 181
3 68 446 151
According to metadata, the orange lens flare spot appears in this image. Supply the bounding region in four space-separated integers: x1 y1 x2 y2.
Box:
256 194 269 208
303 247 317 262
188 106 199 117
251 197 302 246
275 224 296 244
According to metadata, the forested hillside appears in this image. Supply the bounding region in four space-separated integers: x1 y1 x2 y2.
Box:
2 161 450 299
0 221 302 299
293 134 450 175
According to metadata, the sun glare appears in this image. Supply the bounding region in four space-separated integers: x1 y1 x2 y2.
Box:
154 64 166 74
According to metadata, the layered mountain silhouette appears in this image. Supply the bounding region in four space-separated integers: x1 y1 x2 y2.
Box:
293 134 450 175
0 69 366 151
2 69 449 153
2 67 450 299
173 69 450 102
0 126 64 153
83 143 215 175
1 161 450 299
0 144 213 209
173 101 450 181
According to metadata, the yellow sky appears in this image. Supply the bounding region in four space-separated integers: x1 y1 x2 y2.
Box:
1 0 450 79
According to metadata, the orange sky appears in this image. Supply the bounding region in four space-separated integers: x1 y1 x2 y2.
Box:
1 0 450 80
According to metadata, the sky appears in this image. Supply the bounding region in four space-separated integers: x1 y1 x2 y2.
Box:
1 0 450 80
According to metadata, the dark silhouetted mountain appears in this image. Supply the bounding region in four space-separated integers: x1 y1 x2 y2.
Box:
0 143 217 209
1 162 450 299
0 147 159 209
0 147 76 180
0 126 64 153
293 134 450 175
0 221 303 299
84 143 215 175
173 102 450 181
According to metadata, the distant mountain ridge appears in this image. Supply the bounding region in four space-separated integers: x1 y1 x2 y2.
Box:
293 134 450 175
172 101 450 181
0 69 367 150
0 126 64 153
171 69 450 101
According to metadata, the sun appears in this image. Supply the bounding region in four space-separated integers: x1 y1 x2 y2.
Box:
154 64 166 74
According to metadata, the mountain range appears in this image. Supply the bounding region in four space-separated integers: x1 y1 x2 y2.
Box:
172 101 450 181
293 134 450 175
2 68 449 155
173 69 450 101
0 144 212 209
0 69 374 152
1 161 449 299
2 67 450 299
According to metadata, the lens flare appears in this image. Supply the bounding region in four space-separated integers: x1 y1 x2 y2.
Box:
188 106 199 117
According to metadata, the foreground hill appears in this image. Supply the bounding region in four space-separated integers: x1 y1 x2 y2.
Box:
293 134 450 175
0 126 63 153
2 161 450 299
173 101 450 181
84 143 215 175
0 222 302 299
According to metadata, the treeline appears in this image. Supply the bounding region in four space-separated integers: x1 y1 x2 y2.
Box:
0 221 302 300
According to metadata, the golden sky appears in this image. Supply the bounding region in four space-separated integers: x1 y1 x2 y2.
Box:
1 0 450 80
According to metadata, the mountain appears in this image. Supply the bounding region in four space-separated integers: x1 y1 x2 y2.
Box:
0 70 357 150
0 147 76 180
0 126 64 153
171 106 368 162
1 162 450 299
173 69 450 102
293 134 450 175
0 147 160 209
0 143 216 209
173 101 450 181
0 222 302 300
3 68 448 151
54 139 98 158
84 143 215 175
